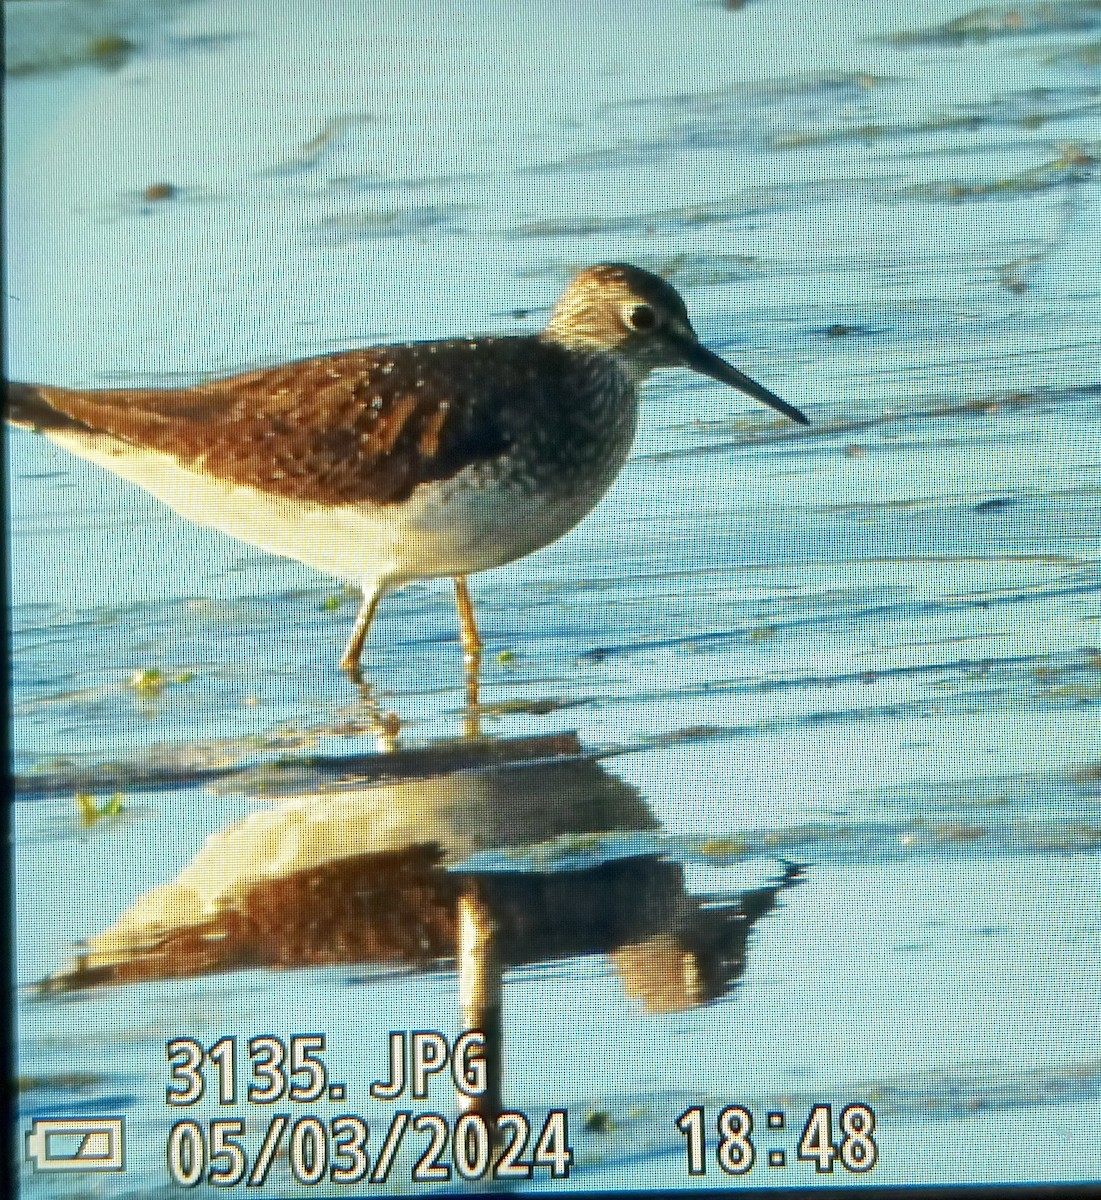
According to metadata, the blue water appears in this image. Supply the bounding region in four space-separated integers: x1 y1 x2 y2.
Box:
6 0 1101 1194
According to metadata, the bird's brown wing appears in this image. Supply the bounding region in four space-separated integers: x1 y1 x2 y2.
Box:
6 342 529 506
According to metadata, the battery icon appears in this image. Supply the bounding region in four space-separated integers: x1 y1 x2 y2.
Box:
26 1117 125 1172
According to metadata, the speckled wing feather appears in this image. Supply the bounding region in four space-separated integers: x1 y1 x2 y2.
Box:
6 339 577 506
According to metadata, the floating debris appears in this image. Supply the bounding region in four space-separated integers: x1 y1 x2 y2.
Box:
126 668 166 697
76 791 126 827
696 836 749 861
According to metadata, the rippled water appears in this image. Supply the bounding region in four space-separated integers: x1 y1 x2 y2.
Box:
7 0 1101 1194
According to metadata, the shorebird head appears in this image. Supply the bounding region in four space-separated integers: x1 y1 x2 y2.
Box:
544 263 809 425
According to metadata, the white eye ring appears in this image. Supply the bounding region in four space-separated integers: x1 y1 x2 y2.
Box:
627 304 657 331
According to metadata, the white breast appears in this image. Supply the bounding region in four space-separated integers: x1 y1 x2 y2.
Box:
35 427 618 589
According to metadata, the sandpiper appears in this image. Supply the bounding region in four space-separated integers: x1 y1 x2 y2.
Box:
7 264 807 698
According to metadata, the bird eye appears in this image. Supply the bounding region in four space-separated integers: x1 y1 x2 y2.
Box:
627 304 657 332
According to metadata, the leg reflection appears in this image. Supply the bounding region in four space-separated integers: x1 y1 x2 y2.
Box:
457 885 502 1130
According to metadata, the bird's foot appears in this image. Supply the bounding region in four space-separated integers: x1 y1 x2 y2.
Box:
341 658 370 696
341 663 402 750
372 707 403 753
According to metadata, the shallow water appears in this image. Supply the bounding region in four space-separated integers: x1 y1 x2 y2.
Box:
6 0 1101 1194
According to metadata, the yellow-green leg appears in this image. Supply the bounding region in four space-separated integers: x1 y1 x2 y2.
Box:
340 582 385 681
454 576 483 724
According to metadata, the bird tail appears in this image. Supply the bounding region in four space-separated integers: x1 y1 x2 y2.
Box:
5 382 91 433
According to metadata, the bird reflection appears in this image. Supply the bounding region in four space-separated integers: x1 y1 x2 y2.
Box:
42 729 803 1119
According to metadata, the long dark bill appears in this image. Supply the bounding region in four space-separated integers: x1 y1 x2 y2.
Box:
674 336 809 426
